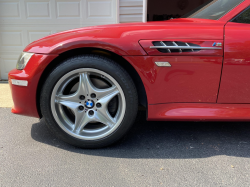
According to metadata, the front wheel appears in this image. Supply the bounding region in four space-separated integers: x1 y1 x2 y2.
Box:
40 55 138 148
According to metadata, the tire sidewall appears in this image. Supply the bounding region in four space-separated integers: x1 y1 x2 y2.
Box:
40 55 138 148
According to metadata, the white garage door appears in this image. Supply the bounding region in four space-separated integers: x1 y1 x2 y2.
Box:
0 0 118 80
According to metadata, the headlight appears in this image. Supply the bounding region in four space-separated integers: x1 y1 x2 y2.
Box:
16 52 34 70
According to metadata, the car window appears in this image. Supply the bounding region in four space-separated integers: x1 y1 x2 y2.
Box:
232 6 250 24
184 0 245 20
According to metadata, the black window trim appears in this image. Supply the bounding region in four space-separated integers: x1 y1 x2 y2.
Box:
230 6 250 23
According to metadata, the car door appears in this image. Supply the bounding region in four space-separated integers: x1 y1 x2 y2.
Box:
218 6 250 103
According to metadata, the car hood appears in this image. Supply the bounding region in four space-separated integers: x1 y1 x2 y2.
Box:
24 18 226 56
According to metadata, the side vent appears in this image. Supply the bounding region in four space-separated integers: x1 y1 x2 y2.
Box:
152 41 201 53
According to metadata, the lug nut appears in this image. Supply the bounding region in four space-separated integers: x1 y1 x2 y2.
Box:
96 103 102 108
78 106 84 111
79 95 85 100
89 110 94 115
91 93 96 98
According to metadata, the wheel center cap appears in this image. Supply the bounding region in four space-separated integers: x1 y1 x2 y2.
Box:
85 100 94 109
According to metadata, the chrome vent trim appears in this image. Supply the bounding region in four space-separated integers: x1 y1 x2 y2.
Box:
185 43 194 52
160 41 171 53
151 41 221 53
172 41 182 53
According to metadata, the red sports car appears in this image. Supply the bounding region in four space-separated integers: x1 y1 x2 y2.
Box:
8 0 250 148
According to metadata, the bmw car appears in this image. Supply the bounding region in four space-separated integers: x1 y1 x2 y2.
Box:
8 0 250 148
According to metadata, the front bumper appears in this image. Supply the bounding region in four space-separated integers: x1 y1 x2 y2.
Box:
8 53 57 118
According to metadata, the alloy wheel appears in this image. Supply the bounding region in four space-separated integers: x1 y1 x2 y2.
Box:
50 68 126 140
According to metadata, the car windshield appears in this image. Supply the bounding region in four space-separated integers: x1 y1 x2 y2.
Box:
184 0 245 20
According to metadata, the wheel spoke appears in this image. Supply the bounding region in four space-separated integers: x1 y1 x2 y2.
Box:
95 109 116 128
77 73 89 97
56 73 93 103
57 99 92 134
82 73 119 100
56 93 79 103
97 87 119 105
74 113 92 134
57 100 80 111
94 87 119 127
57 100 90 134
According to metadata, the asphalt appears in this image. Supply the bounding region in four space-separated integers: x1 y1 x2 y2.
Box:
1 108 250 186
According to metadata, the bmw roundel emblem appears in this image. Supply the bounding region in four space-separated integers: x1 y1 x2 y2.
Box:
85 100 94 108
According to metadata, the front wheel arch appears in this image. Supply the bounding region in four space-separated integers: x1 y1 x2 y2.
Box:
36 47 147 118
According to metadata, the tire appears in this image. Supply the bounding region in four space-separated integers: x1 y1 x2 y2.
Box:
40 55 138 148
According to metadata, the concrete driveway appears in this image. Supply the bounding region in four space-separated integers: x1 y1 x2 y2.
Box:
0 82 13 107
1 108 250 186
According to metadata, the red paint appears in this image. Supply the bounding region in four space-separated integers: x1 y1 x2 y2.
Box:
8 54 57 118
218 21 250 103
148 103 250 121
24 19 225 56
124 56 222 104
8 1 250 120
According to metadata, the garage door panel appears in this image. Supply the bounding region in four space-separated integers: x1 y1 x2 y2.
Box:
56 1 81 18
0 0 118 79
0 27 29 48
84 0 116 22
28 31 52 43
1 0 117 25
0 54 20 79
26 1 51 18
88 1 112 17
0 1 21 18
0 25 82 49
2 59 17 74
0 31 23 46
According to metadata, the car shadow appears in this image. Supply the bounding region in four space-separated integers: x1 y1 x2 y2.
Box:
31 112 250 159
